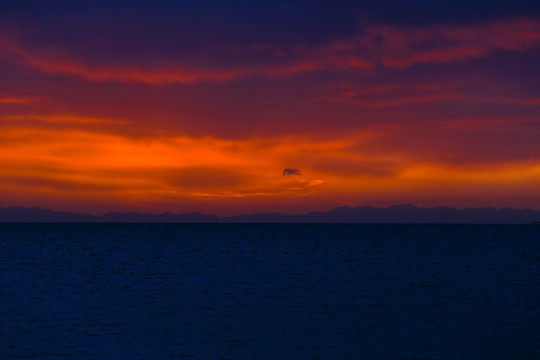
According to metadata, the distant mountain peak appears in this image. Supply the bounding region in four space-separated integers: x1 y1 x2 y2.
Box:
388 204 418 209
0 205 539 224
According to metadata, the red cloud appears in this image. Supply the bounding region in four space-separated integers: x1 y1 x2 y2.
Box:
0 18 539 84
0 97 39 104
365 18 540 67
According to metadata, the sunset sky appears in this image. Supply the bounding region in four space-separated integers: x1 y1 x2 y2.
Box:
1 0 540 215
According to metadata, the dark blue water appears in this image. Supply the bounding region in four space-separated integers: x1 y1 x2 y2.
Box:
1 224 539 359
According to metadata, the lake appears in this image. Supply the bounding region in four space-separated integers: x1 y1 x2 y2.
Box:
1 224 539 359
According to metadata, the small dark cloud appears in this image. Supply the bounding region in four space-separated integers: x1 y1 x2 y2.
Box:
283 168 301 176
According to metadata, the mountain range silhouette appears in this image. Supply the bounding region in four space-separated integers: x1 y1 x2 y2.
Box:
1 205 539 223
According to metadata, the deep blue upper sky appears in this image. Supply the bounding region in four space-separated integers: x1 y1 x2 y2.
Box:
3 0 540 21
3 0 540 63
3 0 540 43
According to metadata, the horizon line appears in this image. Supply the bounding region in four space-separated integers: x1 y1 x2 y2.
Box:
2 203 539 216
1 204 539 224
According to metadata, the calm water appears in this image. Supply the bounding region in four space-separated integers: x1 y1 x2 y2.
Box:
1 224 539 359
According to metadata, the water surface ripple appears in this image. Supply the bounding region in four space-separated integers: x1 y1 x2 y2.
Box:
1 224 539 359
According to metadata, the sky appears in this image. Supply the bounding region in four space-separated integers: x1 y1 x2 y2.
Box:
1 0 540 215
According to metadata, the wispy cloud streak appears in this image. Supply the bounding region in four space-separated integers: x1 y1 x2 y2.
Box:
0 97 39 104
1 18 539 84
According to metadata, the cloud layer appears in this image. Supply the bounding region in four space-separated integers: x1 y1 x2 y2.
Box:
1 18 539 84
1 7 539 213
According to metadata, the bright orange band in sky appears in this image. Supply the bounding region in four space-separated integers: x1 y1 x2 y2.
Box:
1 15 539 214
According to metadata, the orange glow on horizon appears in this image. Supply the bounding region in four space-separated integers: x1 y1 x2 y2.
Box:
1 123 539 215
